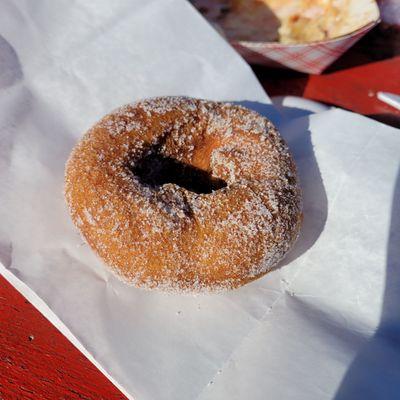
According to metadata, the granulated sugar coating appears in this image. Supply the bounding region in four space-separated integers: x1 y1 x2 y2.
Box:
64 97 302 293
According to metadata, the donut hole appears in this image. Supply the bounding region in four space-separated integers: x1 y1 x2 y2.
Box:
131 150 227 194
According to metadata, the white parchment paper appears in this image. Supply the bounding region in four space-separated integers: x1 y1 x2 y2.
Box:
1 1 400 399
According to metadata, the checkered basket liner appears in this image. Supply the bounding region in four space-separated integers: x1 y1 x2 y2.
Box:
233 21 379 74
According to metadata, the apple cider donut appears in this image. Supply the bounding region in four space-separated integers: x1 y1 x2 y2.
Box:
65 97 302 292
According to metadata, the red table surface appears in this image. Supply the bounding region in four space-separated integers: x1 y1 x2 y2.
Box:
1 24 399 400
256 55 400 128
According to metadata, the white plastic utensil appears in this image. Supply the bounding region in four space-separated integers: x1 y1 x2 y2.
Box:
377 91 400 111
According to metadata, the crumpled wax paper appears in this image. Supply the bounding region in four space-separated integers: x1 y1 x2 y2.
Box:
1 1 400 399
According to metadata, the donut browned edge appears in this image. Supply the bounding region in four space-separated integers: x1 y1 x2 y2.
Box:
64 97 302 293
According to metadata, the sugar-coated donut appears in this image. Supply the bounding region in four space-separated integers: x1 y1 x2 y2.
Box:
65 97 302 292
